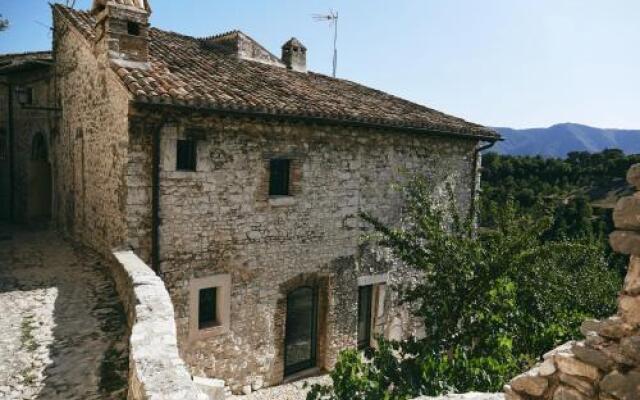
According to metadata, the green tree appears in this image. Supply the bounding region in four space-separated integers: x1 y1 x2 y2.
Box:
0 15 8 31
309 177 619 400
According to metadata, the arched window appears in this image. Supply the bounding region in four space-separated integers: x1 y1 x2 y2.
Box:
31 133 48 161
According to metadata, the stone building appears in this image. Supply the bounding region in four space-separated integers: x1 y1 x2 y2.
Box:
4 0 499 394
0 51 55 224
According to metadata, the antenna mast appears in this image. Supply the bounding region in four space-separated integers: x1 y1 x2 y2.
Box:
313 10 339 77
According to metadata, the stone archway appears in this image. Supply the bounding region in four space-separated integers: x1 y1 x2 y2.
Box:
27 132 52 223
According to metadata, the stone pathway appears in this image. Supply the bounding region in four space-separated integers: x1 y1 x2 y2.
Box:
229 375 331 400
0 226 128 400
229 374 503 400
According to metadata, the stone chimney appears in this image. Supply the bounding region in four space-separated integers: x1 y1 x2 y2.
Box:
281 38 307 73
91 0 151 64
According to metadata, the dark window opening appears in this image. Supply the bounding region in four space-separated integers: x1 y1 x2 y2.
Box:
176 139 197 171
269 159 290 196
357 285 373 350
31 133 48 161
19 87 34 105
198 287 218 330
127 21 141 36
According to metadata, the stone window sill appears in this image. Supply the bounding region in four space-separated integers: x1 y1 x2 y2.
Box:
269 196 296 207
192 324 229 342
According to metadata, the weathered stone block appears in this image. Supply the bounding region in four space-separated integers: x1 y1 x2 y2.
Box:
510 369 548 397
627 164 640 189
558 372 595 397
555 354 601 381
624 256 640 296
552 386 589 400
572 342 613 372
619 295 640 326
581 316 634 339
614 195 640 231
610 231 640 256
600 369 640 400
620 336 640 363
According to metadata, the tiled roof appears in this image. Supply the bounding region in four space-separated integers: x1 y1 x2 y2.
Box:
0 51 53 73
55 5 498 140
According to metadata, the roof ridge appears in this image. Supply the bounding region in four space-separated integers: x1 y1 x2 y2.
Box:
198 30 243 41
0 50 52 58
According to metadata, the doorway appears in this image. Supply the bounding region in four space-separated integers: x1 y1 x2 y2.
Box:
284 286 318 376
27 133 51 222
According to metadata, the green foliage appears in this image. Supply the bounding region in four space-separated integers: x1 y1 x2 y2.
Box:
0 14 8 32
308 175 620 400
482 150 639 275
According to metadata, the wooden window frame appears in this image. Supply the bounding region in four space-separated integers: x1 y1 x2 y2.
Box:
269 158 291 197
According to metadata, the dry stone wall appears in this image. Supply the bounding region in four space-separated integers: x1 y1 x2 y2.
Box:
504 164 640 400
110 249 208 400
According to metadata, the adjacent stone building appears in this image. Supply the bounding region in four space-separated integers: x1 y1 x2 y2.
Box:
3 0 499 394
0 51 55 224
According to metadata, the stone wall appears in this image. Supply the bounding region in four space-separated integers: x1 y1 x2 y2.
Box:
110 249 207 400
0 67 56 223
504 164 640 400
52 8 132 255
125 112 481 393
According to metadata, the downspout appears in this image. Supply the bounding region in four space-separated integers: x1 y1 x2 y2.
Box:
7 83 15 222
469 140 499 229
151 122 161 273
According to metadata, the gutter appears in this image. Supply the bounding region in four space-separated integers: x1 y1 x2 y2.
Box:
133 101 500 143
151 122 161 273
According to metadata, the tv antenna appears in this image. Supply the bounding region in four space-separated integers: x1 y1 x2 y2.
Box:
313 10 339 77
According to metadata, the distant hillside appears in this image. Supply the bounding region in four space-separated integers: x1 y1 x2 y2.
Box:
493 123 640 157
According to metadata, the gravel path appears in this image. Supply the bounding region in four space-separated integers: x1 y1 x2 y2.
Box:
0 226 128 400
229 375 331 400
229 374 502 400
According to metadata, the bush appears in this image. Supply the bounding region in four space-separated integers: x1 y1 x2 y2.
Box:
308 176 620 400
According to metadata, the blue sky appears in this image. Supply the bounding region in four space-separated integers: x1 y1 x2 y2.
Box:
1 0 639 129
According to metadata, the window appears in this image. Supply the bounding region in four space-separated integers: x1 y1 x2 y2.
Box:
189 274 231 341
198 287 218 329
176 139 197 171
357 285 373 350
269 159 290 196
127 21 141 36
31 133 48 161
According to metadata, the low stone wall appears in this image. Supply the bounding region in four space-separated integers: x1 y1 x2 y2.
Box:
110 250 208 400
504 164 640 400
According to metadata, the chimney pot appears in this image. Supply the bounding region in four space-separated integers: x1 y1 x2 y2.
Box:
282 37 307 73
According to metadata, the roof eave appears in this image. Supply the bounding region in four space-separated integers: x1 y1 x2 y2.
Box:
131 100 500 142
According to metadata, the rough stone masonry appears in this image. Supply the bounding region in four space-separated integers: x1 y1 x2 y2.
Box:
504 164 640 400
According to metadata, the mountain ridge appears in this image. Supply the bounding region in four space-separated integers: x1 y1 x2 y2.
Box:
492 123 640 157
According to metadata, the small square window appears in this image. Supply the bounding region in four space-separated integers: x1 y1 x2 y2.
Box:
198 287 218 330
176 139 197 171
127 21 141 36
269 159 290 196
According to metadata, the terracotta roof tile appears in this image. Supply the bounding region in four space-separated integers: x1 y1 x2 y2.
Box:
55 5 498 140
